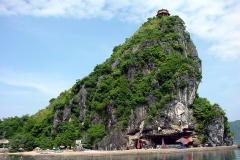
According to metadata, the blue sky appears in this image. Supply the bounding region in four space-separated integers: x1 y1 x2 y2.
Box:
0 0 240 122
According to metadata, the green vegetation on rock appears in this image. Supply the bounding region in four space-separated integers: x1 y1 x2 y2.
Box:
190 95 231 143
0 14 232 150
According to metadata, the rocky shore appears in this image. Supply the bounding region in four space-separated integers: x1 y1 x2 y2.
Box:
0 145 238 158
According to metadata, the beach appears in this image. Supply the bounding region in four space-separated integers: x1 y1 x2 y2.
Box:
0 145 238 158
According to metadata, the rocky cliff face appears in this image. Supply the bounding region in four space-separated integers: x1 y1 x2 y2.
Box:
50 15 232 149
206 117 233 146
93 16 201 150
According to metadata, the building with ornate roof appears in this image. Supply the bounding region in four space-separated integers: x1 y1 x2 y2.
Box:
157 9 170 16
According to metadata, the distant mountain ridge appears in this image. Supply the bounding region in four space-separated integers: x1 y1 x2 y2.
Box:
229 120 240 144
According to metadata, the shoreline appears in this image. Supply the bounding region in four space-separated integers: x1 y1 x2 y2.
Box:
0 145 238 157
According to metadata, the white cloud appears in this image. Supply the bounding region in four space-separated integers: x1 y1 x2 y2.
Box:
0 68 74 118
0 0 240 60
0 90 31 96
0 69 72 97
182 0 240 60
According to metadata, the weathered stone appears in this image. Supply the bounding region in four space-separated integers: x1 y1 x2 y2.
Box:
224 135 234 146
147 60 155 71
51 110 61 134
206 116 225 146
94 125 128 150
105 105 118 132
62 99 73 121
132 45 139 53
148 92 156 104
175 73 199 106
127 66 136 80
140 39 157 50
97 76 103 86
111 58 121 69
76 85 87 121
63 104 72 121
160 42 172 55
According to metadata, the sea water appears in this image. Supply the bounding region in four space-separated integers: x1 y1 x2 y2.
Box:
1 149 240 160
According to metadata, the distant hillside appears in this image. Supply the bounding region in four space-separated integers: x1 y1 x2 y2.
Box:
229 120 240 144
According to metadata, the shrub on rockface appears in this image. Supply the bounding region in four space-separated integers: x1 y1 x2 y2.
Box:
191 95 231 136
87 124 107 143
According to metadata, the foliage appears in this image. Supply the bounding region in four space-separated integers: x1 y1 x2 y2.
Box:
34 136 53 150
87 124 107 143
190 95 231 138
53 121 82 147
0 115 29 139
9 133 34 152
198 135 208 144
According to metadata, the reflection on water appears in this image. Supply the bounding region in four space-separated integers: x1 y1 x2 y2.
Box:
1 149 240 160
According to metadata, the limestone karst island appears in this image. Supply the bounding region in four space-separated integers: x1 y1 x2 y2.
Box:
0 9 235 154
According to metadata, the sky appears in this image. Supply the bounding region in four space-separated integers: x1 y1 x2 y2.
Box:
0 0 240 122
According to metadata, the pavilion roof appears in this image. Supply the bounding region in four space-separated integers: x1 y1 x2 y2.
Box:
0 138 9 144
157 9 170 16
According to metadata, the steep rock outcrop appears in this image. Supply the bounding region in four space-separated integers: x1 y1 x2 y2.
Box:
206 116 224 146
76 85 87 121
94 125 128 150
49 14 232 149
206 116 233 146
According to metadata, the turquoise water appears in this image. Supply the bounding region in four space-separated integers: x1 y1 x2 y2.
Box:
1 149 240 160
